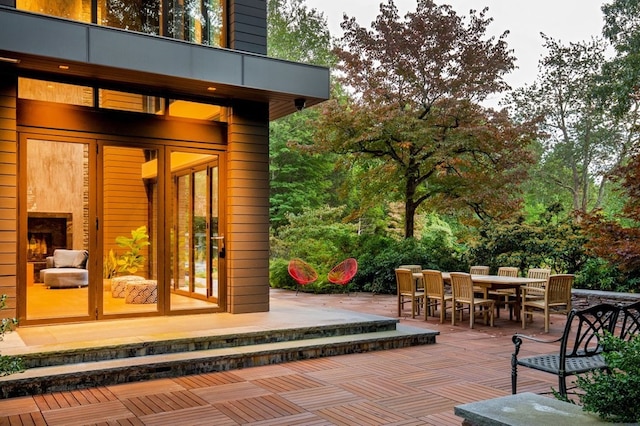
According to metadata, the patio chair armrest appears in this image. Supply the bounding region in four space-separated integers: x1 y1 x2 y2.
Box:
511 333 563 359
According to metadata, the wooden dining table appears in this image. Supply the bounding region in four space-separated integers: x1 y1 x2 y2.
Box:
441 272 547 321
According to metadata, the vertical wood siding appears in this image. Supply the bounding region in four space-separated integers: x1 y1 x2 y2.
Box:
228 0 267 55
226 100 269 313
0 74 17 317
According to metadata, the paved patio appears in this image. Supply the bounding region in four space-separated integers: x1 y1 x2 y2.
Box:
0 289 566 425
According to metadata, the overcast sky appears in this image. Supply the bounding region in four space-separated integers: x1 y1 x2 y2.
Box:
303 0 607 104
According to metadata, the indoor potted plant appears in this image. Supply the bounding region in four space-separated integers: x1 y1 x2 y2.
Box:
115 226 150 275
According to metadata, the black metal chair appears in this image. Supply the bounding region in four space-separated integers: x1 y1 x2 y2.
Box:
511 303 620 397
619 300 640 341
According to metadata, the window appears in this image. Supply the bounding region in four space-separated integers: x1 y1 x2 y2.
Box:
17 0 225 47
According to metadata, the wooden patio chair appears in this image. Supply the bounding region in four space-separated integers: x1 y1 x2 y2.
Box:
399 264 423 291
396 268 425 319
521 274 574 333
524 268 551 300
422 269 453 323
450 272 494 328
469 265 490 298
490 267 520 319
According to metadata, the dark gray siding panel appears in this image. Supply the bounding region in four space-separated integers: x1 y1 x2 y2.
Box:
244 57 330 98
229 0 267 55
0 13 88 61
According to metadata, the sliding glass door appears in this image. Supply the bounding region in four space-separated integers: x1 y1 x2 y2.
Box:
171 152 222 308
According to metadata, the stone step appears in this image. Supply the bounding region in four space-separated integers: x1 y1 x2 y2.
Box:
0 324 437 398
15 319 401 369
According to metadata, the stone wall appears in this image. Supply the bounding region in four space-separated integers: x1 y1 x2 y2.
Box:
572 289 640 310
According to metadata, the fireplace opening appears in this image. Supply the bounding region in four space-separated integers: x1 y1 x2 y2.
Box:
27 212 72 261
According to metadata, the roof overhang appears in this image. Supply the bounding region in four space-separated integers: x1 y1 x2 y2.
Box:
0 7 330 120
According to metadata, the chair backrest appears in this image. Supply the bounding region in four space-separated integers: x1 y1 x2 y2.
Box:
469 265 489 275
527 268 551 281
619 300 640 341
328 258 358 285
560 304 620 359
287 258 318 285
450 272 474 300
546 274 574 305
422 269 445 298
497 267 519 277
398 264 422 273
395 268 415 295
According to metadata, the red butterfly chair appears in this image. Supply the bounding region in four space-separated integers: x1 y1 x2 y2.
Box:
288 258 318 295
328 258 358 294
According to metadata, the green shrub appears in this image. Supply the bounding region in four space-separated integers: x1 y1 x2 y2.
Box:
576 333 640 423
269 258 297 290
0 294 24 376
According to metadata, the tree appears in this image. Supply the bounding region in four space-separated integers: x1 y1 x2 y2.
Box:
267 0 338 230
508 35 635 215
600 0 640 117
314 0 536 238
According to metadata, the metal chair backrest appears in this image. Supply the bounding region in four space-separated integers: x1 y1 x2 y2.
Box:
395 268 415 295
560 304 619 358
619 300 640 341
469 265 489 275
546 274 574 306
450 272 474 301
422 269 445 298
497 267 519 277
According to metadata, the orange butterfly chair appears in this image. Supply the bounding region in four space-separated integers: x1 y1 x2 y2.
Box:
288 258 318 295
328 258 358 293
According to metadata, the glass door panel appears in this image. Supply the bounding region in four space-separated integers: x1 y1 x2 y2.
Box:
25 138 90 321
102 145 158 315
170 152 221 310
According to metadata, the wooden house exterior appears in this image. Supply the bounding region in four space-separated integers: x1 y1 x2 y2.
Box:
0 0 330 325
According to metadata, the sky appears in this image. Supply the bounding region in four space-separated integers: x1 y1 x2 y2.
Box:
303 0 607 105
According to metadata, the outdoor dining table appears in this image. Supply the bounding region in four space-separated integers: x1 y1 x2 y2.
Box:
440 272 547 322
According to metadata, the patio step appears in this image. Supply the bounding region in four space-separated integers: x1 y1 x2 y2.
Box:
0 321 437 398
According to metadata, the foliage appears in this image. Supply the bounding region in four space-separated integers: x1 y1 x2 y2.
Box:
0 294 23 376
267 0 339 230
103 249 118 279
115 226 150 275
315 0 537 238
576 333 640 423
582 152 640 287
468 205 589 275
269 258 297 290
508 35 635 215
600 0 640 117
354 233 465 294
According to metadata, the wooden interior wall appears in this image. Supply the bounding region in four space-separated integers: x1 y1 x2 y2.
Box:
103 146 150 278
226 100 269 314
0 74 17 318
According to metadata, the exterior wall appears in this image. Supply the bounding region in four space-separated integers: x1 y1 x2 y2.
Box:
228 0 267 55
226 100 269 313
0 74 17 319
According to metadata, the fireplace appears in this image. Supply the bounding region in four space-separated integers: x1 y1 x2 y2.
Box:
27 212 72 261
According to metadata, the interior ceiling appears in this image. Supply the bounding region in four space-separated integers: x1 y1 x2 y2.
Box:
0 53 327 121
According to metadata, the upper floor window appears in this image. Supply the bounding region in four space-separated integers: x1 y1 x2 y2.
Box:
16 0 225 47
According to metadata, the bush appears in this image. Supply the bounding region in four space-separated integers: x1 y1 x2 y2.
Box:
576 333 640 423
0 294 23 376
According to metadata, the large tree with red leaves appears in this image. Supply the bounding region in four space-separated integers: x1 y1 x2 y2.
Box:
314 0 536 238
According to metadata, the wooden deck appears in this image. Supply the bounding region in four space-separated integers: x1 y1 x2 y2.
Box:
0 289 564 425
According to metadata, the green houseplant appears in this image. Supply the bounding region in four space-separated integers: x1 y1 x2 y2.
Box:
103 249 118 279
115 226 150 275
